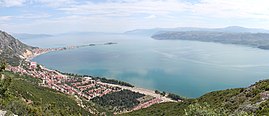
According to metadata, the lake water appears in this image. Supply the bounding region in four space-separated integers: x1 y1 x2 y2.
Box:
22 34 269 98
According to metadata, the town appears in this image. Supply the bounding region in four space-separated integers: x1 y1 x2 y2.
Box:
7 52 175 113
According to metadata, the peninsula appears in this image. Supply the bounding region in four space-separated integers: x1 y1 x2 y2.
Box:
152 31 269 50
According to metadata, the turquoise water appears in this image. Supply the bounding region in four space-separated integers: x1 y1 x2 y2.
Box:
29 34 269 98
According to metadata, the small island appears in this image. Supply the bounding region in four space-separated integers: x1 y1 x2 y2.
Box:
104 42 117 45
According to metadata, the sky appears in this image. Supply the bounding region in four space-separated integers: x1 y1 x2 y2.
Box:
0 0 269 34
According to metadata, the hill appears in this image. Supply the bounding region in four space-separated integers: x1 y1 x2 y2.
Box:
0 30 36 66
125 26 269 36
0 71 92 115
152 31 269 50
122 79 269 115
12 33 53 40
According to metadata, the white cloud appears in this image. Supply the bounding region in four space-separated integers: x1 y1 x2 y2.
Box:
58 0 188 17
15 13 51 19
2 0 269 33
56 0 269 22
0 0 77 7
32 0 77 7
0 16 12 21
145 15 157 19
0 0 26 7
191 0 269 19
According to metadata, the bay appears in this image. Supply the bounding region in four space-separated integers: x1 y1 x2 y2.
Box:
28 34 269 98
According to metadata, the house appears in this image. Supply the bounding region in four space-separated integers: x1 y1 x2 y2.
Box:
30 62 37 69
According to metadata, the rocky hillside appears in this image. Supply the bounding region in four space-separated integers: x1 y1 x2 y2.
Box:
122 79 269 115
0 71 91 115
0 30 36 66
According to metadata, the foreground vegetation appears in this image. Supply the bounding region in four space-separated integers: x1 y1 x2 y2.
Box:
0 71 91 115
92 89 145 112
3 58 269 115
123 80 269 116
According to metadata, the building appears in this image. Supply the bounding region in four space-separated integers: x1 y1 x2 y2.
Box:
30 62 37 69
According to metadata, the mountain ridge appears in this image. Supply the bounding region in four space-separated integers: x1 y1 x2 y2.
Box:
124 26 269 36
12 33 53 40
0 30 36 65
152 31 269 50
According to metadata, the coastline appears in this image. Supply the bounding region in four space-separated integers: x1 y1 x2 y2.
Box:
28 47 176 102
23 46 177 113
27 42 119 61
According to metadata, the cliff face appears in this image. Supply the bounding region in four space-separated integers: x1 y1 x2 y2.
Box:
0 30 36 65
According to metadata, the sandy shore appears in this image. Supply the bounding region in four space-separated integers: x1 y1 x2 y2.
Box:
26 48 56 61
101 82 175 102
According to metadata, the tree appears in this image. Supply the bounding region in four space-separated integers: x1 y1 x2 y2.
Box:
167 93 183 101
160 91 166 96
155 90 161 94
0 74 12 97
0 59 7 72
184 102 228 115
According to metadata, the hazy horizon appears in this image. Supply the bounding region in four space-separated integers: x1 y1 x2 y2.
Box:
1 0 269 34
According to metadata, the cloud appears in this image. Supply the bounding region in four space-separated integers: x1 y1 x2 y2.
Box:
15 13 51 19
0 0 78 7
145 15 157 19
32 0 77 7
0 16 12 21
2 0 269 33
191 0 269 19
55 0 269 22
0 0 26 7
58 0 188 16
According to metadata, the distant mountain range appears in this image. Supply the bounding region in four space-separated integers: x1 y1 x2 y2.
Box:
13 33 53 39
127 26 269 50
12 32 121 40
152 31 269 50
0 30 36 65
125 26 269 36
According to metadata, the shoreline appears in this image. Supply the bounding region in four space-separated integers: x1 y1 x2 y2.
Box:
28 48 177 102
24 45 177 112
27 42 119 61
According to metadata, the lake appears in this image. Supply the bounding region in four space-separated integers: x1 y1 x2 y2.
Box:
22 33 269 98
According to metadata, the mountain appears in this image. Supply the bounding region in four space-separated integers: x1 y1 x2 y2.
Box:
13 33 53 40
123 79 269 115
124 28 168 36
152 31 269 50
56 31 120 36
214 26 269 33
124 26 269 36
0 30 36 65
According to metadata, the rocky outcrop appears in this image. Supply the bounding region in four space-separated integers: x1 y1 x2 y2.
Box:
0 30 36 66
